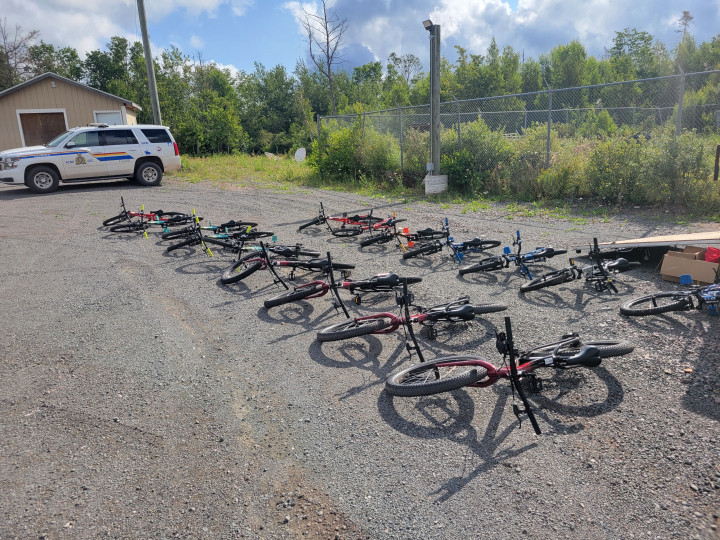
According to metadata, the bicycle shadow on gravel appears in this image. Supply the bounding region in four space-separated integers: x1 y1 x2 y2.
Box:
517 281 637 319
257 302 353 338
309 337 412 400
621 312 720 422
377 365 623 503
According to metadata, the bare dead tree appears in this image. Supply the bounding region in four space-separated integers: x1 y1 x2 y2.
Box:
0 18 39 90
299 0 348 115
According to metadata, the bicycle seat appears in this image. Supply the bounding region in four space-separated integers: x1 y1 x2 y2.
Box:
374 272 400 286
606 258 630 271
562 345 601 368
447 304 476 320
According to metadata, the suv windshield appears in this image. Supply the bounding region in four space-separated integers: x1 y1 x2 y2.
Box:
46 131 73 148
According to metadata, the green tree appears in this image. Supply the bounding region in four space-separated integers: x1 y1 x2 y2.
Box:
28 41 84 80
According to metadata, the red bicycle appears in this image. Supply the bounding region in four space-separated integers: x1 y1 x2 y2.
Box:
385 316 634 435
103 197 194 232
316 295 507 342
297 202 389 237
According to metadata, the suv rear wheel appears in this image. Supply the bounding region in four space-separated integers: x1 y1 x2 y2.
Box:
26 165 60 194
135 161 163 186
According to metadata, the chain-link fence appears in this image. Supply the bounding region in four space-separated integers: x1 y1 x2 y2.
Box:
318 70 720 172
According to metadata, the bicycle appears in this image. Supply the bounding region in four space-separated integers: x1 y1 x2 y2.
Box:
620 272 720 316
220 246 355 285
297 202 385 237
316 294 507 342
160 219 259 241
400 219 501 262
520 238 640 293
103 197 193 230
458 230 567 280
385 316 634 435
165 219 274 255
264 272 423 309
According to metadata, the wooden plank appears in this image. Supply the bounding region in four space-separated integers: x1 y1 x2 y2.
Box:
574 231 720 251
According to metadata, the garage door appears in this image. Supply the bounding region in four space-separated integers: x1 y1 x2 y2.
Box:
20 112 67 146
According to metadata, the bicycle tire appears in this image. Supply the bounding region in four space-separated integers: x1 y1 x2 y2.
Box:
359 234 392 247
220 253 264 284
520 269 575 292
472 303 508 314
267 245 321 258
298 217 322 231
161 226 193 240
526 339 634 360
202 236 241 250
458 257 505 275
402 243 440 259
331 227 363 237
264 284 325 308
103 213 128 226
619 292 692 317
415 228 447 240
165 235 201 252
156 212 192 226
316 318 392 342
109 222 150 233
385 356 486 397
463 239 502 251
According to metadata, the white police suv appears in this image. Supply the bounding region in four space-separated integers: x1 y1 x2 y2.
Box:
0 124 181 194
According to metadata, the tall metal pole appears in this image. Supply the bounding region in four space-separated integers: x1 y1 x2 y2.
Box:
137 0 162 125
430 24 441 175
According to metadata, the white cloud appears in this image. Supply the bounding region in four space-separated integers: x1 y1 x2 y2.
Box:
190 35 204 49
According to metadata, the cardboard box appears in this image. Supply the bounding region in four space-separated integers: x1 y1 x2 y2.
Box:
660 246 720 285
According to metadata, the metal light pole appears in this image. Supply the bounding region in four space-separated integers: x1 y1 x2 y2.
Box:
137 0 162 125
423 19 441 176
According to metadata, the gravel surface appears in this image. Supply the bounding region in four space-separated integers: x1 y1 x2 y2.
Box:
1 177 719 539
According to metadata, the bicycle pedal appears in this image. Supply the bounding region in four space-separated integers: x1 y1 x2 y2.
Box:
354 295 362 305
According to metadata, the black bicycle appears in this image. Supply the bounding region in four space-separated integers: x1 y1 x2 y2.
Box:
165 219 274 254
401 219 501 262
161 219 259 240
620 272 720 316
459 230 567 279
520 238 640 293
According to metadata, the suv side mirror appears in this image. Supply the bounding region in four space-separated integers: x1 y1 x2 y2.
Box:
65 141 75 148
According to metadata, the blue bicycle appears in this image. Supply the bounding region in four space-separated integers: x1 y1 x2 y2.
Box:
620 272 720 316
399 218 501 263
458 230 567 279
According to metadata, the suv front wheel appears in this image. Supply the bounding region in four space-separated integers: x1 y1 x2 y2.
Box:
26 165 60 194
135 161 163 186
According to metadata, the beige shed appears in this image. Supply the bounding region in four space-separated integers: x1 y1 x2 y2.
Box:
0 72 142 151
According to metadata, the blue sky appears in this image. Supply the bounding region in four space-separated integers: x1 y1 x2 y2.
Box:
5 1 719 77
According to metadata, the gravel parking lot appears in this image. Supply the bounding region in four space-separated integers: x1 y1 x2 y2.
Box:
1 177 719 539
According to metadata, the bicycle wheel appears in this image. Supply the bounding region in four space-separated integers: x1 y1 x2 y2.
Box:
520 269 575 293
526 339 634 360
472 303 508 315
415 228 447 240
103 213 128 226
264 284 325 308
161 226 193 240
385 357 486 397
165 235 201 252
220 253 264 284
109 222 150 233
298 217 322 231
402 243 440 259
458 257 504 276
620 292 692 316
332 227 363 237
316 318 392 342
157 212 192 226
359 234 392 247
464 239 502 251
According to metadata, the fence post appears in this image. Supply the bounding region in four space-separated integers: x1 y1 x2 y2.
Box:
454 97 461 150
398 107 404 172
676 70 685 136
544 78 552 168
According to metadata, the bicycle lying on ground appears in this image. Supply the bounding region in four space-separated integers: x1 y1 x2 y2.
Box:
263 272 422 309
220 246 355 285
165 219 274 254
458 230 567 279
297 202 388 237
358 221 447 253
385 316 634 435
400 219 501 262
620 272 720 316
161 219 259 240
103 197 193 231
316 294 507 342
520 238 640 293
